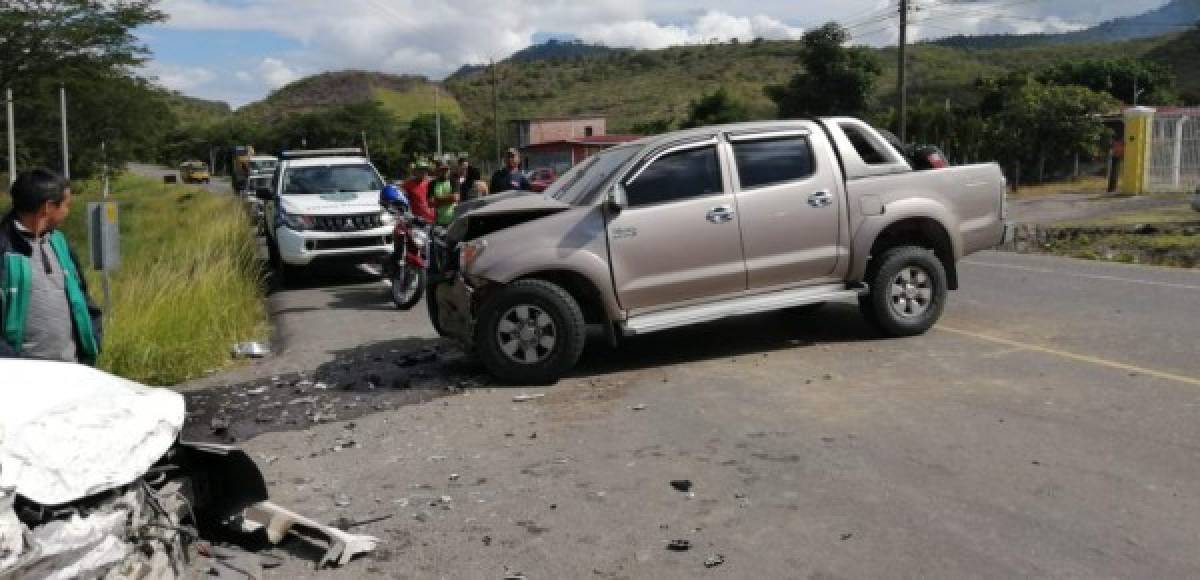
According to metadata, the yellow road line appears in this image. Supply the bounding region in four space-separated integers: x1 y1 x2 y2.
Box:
937 325 1200 387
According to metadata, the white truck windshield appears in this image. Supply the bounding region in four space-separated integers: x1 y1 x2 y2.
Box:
283 164 383 195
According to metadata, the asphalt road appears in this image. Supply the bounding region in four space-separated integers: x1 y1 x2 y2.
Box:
193 250 1200 579
126 162 233 195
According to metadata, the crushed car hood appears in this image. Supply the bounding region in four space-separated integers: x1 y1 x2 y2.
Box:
0 360 185 505
447 192 570 242
280 191 380 215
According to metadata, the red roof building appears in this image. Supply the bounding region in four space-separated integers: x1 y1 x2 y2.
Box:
509 117 640 173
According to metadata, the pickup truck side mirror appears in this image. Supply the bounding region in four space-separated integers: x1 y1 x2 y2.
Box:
607 183 628 211
255 187 273 201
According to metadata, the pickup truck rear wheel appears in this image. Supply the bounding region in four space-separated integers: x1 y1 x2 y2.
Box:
475 279 587 385
861 246 947 336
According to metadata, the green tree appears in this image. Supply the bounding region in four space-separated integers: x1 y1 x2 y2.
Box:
1 1 168 177
1037 58 1177 105
766 23 881 118
403 112 465 157
681 88 750 129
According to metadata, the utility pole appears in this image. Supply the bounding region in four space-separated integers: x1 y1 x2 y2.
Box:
361 130 370 158
5 88 14 185
60 85 70 180
897 0 910 144
491 59 501 165
435 85 442 160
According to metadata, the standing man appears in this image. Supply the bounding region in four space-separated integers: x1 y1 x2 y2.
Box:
1 169 103 364
489 148 531 194
402 161 435 223
430 162 459 226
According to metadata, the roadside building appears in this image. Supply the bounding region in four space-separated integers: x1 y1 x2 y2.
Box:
508 116 639 174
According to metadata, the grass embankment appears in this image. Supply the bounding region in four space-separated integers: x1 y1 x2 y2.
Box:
3 173 266 384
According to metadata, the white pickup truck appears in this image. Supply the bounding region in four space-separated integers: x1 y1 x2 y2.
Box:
256 149 395 282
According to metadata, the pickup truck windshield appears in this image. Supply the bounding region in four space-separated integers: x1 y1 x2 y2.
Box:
547 145 640 206
284 164 383 195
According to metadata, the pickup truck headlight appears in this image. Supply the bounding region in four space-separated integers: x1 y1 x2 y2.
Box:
281 211 315 231
460 239 487 272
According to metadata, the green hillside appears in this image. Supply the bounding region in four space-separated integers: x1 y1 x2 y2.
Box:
444 32 1190 133
164 92 232 126
239 70 462 124
1147 26 1200 98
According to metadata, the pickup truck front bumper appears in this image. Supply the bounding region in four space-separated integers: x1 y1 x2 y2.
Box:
430 273 477 350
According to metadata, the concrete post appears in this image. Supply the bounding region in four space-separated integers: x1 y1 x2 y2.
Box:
1172 116 1187 189
5 88 14 185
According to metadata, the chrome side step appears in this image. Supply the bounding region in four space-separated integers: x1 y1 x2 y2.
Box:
620 283 866 336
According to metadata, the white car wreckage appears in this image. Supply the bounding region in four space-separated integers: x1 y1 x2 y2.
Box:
0 360 379 579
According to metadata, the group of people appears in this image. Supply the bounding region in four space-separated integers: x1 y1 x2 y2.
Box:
395 148 532 226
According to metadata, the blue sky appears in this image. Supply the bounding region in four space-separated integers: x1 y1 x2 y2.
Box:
142 0 1171 107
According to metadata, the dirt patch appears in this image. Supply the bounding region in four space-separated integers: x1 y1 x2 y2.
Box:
1000 222 1200 268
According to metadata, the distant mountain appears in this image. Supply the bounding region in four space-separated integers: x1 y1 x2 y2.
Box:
238 70 463 123
449 39 624 79
934 0 1200 49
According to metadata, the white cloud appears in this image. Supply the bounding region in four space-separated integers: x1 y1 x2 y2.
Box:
147 0 1170 104
142 62 217 92
258 57 300 89
578 10 805 48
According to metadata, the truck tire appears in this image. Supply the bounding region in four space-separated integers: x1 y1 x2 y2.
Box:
475 279 587 385
860 246 947 337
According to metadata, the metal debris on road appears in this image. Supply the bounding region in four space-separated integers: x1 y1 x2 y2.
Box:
670 480 693 492
704 554 726 568
232 341 270 358
512 394 545 402
631 404 647 411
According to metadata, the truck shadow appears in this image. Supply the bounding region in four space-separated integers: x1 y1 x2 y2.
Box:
574 302 885 377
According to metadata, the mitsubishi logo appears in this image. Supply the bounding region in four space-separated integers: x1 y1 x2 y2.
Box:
344 218 354 230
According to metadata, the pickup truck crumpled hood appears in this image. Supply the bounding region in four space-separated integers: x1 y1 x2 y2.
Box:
280 191 380 216
447 192 570 243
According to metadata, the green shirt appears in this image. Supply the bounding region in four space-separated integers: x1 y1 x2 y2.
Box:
431 179 456 225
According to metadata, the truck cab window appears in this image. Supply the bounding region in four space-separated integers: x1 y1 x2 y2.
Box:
733 136 816 189
625 145 723 207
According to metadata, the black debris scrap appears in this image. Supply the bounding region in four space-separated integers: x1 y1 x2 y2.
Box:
670 480 693 492
667 539 692 552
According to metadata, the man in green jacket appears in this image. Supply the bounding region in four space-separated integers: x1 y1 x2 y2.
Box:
0 169 102 364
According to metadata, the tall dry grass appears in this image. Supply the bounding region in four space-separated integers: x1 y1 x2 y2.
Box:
5 173 267 384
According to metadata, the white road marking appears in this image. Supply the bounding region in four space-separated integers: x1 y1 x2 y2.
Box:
938 326 1200 387
962 260 1200 291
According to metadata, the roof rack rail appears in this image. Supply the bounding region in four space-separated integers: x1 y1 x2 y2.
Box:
281 148 364 159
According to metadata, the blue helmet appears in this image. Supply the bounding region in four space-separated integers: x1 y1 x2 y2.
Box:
380 184 408 207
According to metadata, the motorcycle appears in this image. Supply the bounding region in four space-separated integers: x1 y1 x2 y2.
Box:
382 202 429 310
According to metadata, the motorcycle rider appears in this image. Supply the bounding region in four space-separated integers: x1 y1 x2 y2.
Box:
401 161 435 224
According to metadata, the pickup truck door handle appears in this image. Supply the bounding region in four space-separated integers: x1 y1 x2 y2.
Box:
808 190 834 208
706 205 736 224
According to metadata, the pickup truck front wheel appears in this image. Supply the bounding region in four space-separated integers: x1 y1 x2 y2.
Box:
475 280 587 385
861 246 947 337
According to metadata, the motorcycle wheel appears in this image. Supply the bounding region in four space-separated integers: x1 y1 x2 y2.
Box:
391 265 425 310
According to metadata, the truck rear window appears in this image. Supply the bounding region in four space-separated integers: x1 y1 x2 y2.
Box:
840 124 892 165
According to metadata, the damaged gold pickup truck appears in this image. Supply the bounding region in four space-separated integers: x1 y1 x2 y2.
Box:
427 118 1008 384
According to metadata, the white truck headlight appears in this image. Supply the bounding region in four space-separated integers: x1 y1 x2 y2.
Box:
281 211 314 231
